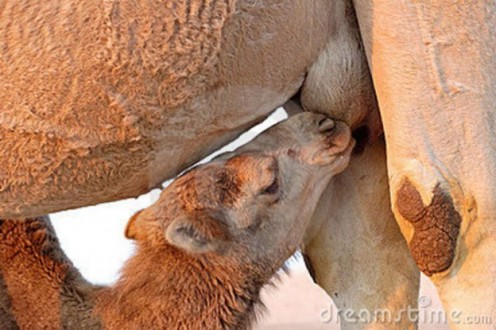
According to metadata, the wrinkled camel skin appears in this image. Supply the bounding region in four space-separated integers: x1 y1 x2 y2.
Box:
0 0 375 219
353 0 496 327
0 113 354 329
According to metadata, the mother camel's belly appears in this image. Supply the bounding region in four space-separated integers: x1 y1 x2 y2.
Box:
0 0 336 218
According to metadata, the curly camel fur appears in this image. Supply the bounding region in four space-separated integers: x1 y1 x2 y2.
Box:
0 113 353 329
0 0 375 219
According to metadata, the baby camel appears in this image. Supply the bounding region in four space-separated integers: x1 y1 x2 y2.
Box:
0 113 353 329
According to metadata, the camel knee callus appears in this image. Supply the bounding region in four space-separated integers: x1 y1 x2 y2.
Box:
0 113 353 329
396 179 461 276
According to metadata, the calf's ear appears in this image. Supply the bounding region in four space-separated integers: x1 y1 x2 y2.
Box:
165 214 227 254
125 209 145 240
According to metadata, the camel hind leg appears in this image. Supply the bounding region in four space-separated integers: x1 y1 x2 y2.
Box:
302 139 420 329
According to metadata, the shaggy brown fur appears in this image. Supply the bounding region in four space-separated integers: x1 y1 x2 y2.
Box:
0 0 368 219
0 113 353 329
0 217 100 329
0 217 267 329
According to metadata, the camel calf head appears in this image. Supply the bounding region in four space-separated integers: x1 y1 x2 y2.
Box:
125 112 353 269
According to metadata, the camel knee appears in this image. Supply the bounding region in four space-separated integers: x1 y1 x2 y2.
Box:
394 179 462 276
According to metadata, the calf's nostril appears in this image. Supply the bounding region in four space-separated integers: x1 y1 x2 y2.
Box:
318 117 336 133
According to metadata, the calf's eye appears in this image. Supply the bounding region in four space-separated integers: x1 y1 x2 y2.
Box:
261 177 279 195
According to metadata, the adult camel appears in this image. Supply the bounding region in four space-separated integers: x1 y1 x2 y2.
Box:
0 0 493 328
0 0 377 217
1 0 420 327
351 1 496 328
